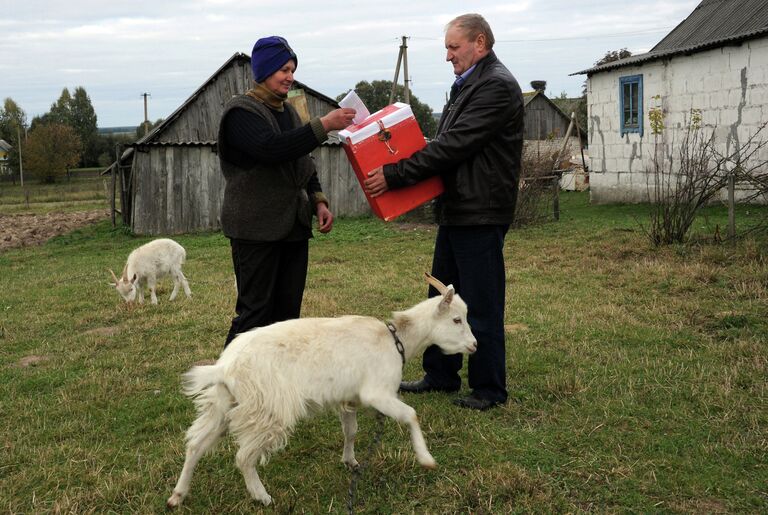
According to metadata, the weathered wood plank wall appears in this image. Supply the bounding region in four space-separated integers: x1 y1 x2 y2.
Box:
159 60 252 143
129 54 369 235
524 95 571 141
132 145 224 234
314 144 369 217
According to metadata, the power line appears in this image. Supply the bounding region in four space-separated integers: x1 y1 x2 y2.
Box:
498 28 673 42
409 27 673 44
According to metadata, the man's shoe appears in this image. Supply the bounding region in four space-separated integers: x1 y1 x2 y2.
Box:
399 379 459 394
452 394 501 411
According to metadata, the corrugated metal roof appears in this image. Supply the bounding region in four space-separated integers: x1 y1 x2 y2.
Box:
131 141 217 148
652 0 768 52
573 0 768 75
133 138 341 148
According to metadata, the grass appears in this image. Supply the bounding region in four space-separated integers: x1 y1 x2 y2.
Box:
1 191 766 513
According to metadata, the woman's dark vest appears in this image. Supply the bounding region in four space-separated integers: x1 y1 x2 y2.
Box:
218 95 315 241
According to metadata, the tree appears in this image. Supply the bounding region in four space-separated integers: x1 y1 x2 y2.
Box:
31 87 100 167
49 88 74 127
595 48 632 66
93 131 135 168
337 80 437 138
0 98 28 179
0 98 27 140
70 87 99 166
24 123 81 183
136 118 164 139
29 113 51 132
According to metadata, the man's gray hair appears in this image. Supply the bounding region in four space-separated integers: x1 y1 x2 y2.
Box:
446 13 495 50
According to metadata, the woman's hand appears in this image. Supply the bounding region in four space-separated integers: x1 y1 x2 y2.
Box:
320 108 357 131
316 203 334 233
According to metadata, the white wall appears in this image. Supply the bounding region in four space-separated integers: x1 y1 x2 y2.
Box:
587 37 768 204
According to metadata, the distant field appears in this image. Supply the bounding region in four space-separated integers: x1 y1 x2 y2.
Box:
0 169 113 214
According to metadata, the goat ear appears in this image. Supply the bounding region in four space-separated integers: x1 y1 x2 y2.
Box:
438 286 455 312
130 274 137 284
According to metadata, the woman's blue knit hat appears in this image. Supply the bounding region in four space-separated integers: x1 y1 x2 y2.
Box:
251 36 298 83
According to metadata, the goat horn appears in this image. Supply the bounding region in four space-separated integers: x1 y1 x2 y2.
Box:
121 264 128 280
109 268 119 283
424 272 448 295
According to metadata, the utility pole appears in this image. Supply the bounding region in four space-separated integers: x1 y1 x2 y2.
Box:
141 92 151 136
389 36 411 105
402 36 410 104
17 125 24 187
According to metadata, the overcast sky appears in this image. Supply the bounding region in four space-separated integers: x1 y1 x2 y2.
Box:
1 0 701 128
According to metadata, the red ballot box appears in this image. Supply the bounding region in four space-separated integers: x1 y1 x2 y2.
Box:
338 103 443 221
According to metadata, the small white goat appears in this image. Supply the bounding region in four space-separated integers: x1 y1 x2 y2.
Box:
109 238 191 305
166 273 476 508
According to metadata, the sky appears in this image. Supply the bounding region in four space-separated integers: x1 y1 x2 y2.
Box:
1 0 702 128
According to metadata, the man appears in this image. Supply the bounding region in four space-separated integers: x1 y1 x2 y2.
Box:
364 13 523 410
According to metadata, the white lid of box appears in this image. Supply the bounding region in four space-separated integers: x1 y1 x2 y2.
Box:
337 102 413 145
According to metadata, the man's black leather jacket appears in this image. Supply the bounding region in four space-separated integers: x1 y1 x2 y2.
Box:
384 51 524 225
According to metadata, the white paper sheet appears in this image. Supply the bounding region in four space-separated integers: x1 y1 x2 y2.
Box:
338 90 371 125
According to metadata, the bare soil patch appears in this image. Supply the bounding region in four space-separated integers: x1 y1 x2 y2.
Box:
83 326 121 338
18 355 49 367
505 323 530 333
0 210 108 252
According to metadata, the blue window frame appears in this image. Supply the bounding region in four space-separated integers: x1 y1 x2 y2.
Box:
619 75 643 136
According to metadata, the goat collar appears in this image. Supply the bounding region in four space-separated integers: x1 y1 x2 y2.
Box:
386 321 406 366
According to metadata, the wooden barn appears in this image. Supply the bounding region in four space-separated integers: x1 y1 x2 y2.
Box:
112 52 368 235
523 81 578 141
522 81 588 191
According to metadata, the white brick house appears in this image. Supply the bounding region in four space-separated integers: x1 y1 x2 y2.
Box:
575 0 768 204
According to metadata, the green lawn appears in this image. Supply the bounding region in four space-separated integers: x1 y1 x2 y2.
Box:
1 192 766 513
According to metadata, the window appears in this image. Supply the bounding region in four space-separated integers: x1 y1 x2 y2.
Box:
619 75 643 136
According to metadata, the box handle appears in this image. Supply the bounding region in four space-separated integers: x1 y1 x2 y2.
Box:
376 120 398 155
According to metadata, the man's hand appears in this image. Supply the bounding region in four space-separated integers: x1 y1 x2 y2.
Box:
316 203 334 233
320 108 357 131
363 166 388 198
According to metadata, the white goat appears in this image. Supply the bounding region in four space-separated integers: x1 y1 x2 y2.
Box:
109 238 191 305
166 273 477 508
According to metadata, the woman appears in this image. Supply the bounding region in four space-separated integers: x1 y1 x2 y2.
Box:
218 36 356 346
